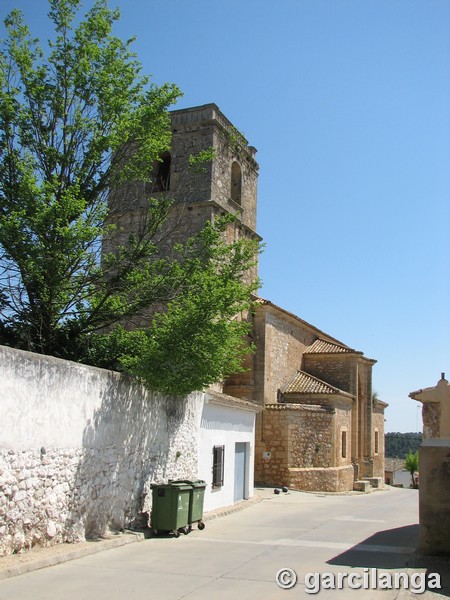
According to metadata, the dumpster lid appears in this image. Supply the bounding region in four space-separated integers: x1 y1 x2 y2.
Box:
151 482 192 490
169 482 192 490
169 479 206 488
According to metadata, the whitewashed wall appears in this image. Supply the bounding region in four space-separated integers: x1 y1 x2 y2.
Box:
198 400 256 512
0 345 203 556
393 469 413 488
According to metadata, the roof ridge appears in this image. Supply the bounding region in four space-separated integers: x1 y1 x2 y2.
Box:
304 338 362 355
283 369 353 397
254 298 348 347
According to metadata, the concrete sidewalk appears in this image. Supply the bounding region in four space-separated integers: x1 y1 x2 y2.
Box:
0 487 268 581
0 487 448 599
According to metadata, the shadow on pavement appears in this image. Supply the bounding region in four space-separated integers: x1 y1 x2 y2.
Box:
327 524 450 596
407 553 450 598
327 525 419 569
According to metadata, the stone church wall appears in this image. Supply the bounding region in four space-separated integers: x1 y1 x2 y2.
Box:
0 345 203 556
303 355 357 395
372 401 386 478
254 403 354 492
258 308 317 405
331 398 354 465
254 408 290 486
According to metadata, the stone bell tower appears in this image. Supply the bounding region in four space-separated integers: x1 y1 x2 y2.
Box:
164 103 261 278
107 103 260 274
105 104 261 325
168 104 258 229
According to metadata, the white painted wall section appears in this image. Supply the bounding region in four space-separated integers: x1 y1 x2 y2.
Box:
198 397 257 512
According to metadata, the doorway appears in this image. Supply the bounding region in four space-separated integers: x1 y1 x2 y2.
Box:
234 442 247 502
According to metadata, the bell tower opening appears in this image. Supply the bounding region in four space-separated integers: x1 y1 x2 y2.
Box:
154 151 171 192
231 161 242 205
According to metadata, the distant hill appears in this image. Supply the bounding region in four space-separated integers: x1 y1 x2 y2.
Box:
385 432 422 458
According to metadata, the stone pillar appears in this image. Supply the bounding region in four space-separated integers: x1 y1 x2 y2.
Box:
418 441 450 554
410 373 450 555
351 397 359 479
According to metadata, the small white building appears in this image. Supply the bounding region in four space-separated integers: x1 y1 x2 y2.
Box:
198 390 262 512
385 458 414 488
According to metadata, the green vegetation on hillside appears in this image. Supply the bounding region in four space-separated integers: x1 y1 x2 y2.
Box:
385 432 422 458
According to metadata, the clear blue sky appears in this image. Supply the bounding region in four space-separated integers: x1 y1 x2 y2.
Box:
2 0 449 433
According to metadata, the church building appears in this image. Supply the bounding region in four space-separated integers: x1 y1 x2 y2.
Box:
109 103 386 493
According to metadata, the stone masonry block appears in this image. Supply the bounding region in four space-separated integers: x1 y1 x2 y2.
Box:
353 480 371 493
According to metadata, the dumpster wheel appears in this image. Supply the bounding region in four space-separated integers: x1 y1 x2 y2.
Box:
173 530 180 538
198 521 205 531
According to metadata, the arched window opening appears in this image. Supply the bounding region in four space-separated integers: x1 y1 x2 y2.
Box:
154 151 171 192
231 161 242 204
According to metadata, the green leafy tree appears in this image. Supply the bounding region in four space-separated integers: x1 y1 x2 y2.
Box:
0 0 180 355
0 0 261 395
404 450 419 489
91 217 259 395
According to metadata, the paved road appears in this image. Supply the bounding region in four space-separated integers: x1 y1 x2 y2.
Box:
1 486 446 599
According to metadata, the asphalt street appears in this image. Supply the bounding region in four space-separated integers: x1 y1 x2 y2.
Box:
1 486 447 600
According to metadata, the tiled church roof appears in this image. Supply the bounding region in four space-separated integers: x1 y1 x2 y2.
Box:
304 338 362 355
265 403 334 413
283 370 352 397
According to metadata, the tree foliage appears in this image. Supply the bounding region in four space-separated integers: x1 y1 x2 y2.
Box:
0 0 261 395
0 0 180 355
404 450 419 489
91 217 259 396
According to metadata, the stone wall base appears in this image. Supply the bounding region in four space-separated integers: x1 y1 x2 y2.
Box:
362 477 383 489
0 345 203 557
286 465 355 493
353 480 371 493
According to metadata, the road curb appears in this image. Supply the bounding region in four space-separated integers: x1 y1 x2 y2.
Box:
0 495 264 581
0 531 144 581
202 494 263 522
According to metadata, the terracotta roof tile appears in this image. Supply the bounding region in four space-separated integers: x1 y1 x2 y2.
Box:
283 370 353 398
304 339 362 355
265 403 334 413
205 390 262 413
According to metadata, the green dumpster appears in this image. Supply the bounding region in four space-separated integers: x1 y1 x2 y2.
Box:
170 479 206 531
188 480 206 530
150 482 192 537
